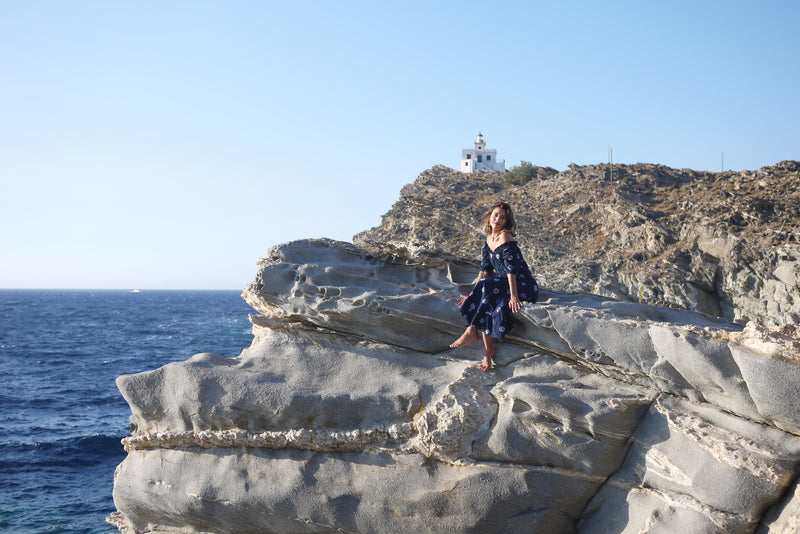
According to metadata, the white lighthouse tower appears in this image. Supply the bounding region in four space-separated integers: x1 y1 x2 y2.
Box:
460 133 505 173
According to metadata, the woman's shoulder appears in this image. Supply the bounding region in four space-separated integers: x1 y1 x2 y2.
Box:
499 230 515 244
487 230 515 249
496 231 517 248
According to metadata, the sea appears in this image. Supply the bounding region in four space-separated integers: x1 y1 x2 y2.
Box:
0 289 255 533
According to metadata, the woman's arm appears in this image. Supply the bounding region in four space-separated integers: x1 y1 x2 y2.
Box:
508 273 523 312
457 270 490 306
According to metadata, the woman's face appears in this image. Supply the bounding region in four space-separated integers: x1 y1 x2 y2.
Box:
489 207 507 231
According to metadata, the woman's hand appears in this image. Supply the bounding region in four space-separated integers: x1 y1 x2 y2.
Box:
509 296 523 313
456 296 468 306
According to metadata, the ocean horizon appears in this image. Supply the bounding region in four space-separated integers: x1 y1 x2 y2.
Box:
0 289 255 533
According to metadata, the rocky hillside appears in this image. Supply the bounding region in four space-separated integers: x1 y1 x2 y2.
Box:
354 161 800 326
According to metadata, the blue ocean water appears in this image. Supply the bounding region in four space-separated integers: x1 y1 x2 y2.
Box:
0 290 254 533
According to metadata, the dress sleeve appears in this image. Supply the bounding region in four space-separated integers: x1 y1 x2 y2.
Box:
500 242 524 274
480 244 494 273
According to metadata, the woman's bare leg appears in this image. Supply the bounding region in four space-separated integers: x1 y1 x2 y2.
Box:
450 325 479 348
480 333 496 371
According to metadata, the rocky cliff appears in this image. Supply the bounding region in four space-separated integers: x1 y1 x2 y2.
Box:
109 239 800 533
355 162 800 327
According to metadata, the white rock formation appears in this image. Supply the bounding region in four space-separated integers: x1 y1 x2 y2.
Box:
109 239 800 533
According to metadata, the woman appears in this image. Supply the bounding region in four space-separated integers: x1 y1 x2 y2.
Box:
450 202 539 371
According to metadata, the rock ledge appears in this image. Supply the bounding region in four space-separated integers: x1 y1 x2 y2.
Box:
110 239 800 533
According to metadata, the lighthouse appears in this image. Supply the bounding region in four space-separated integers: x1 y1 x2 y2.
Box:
460 133 505 173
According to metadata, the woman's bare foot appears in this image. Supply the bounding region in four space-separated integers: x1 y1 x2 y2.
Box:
450 327 479 348
479 346 496 371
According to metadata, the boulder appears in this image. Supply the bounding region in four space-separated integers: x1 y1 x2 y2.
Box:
109 239 800 533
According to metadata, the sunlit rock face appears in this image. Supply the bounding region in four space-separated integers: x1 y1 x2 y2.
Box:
109 239 800 534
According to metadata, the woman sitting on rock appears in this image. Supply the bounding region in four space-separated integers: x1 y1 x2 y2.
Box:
450 202 539 371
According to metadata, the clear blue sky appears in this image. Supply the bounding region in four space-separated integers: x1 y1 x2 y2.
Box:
2 1 797 289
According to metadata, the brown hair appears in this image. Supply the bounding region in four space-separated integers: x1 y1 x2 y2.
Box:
482 202 517 235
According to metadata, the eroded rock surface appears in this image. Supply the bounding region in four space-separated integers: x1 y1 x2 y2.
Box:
110 239 800 533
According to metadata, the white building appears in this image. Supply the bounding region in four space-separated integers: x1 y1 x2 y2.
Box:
460 133 505 173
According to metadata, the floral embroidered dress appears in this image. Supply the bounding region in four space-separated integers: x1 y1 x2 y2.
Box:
459 241 539 338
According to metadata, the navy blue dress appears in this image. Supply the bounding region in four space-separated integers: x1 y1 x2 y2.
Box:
459 241 539 338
